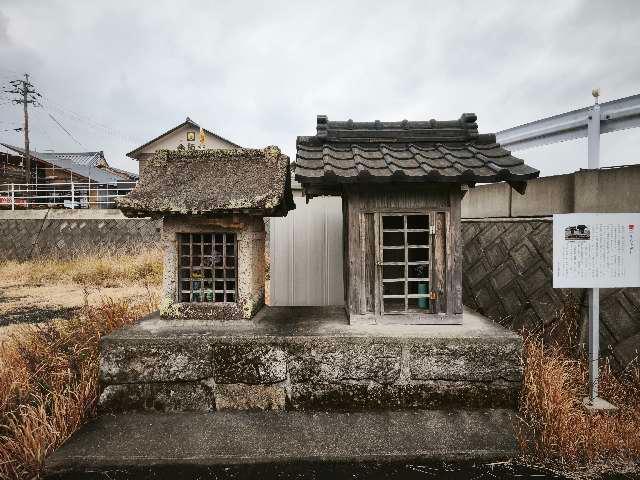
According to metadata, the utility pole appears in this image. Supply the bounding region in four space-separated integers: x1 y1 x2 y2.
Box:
4 73 41 183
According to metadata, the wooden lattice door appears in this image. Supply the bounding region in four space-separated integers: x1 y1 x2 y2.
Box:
377 213 434 315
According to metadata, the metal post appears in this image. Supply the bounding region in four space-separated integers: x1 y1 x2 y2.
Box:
586 94 600 404
10 183 14 211
70 180 75 209
583 91 615 410
587 93 601 169
588 288 599 400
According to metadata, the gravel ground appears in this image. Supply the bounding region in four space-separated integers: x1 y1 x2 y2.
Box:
0 281 159 338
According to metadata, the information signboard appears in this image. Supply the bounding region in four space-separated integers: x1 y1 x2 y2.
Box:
553 213 640 288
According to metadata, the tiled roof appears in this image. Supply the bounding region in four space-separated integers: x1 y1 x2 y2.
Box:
1 144 130 184
117 147 295 217
294 115 539 187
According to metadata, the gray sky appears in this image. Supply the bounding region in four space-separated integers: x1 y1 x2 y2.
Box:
0 0 639 176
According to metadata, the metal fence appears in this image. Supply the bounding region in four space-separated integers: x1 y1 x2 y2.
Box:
269 194 344 306
0 182 137 210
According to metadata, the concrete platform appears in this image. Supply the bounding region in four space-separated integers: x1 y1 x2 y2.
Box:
45 409 519 479
99 306 522 412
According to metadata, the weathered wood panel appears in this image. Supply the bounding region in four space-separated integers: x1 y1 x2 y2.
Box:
362 212 376 313
449 189 463 314
434 211 447 313
346 193 362 314
355 185 450 211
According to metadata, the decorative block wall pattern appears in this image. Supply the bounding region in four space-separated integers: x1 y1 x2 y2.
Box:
0 212 160 261
462 219 640 369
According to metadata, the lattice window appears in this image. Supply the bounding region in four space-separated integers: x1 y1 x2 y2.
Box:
178 233 237 303
380 214 431 313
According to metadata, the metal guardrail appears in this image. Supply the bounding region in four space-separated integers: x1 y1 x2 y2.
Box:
496 93 640 151
0 181 137 210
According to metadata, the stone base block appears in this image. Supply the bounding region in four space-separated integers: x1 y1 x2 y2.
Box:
99 306 522 412
215 383 287 410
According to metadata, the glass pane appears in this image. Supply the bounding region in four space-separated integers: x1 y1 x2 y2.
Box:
409 297 430 311
407 231 428 246
383 231 404 246
384 297 405 313
383 264 404 279
408 281 429 295
408 263 429 279
383 249 404 263
382 215 403 230
192 234 201 243
203 244 212 255
180 243 190 256
227 243 235 255
407 215 429 229
214 234 224 243
383 281 404 296
408 248 429 262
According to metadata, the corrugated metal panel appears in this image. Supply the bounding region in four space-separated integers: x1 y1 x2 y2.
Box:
269 194 344 306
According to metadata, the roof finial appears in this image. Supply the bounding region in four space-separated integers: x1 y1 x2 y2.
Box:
592 88 600 105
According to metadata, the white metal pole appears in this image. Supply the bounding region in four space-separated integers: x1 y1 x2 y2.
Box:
10 183 14 211
588 287 600 400
586 91 600 403
70 180 75 209
588 101 601 169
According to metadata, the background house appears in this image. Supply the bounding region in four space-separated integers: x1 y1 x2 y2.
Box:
0 144 137 208
127 117 240 178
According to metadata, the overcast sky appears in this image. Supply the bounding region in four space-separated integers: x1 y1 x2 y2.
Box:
0 0 638 176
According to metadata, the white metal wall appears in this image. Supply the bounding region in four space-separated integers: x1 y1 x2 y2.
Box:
269 193 344 306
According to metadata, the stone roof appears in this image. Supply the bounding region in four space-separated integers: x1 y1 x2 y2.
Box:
117 147 295 217
294 114 539 190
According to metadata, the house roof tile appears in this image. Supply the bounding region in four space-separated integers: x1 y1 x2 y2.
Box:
294 115 539 189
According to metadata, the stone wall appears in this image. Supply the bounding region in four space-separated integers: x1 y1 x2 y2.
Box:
98 307 522 413
0 210 160 261
462 219 640 369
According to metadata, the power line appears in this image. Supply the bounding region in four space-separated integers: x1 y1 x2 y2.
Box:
46 111 84 147
37 91 142 143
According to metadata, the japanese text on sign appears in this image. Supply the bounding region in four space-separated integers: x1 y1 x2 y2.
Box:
553 213 640 288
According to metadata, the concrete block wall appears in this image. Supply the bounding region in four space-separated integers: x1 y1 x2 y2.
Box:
462 219 640 369
462 164 640 218
0 210 160 261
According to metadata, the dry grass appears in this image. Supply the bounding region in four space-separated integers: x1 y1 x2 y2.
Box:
0 249 162 289
0 299 156 479
0 255 638 478
517 299 640 477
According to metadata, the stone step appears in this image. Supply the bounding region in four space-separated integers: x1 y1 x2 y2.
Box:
45 409 519 479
